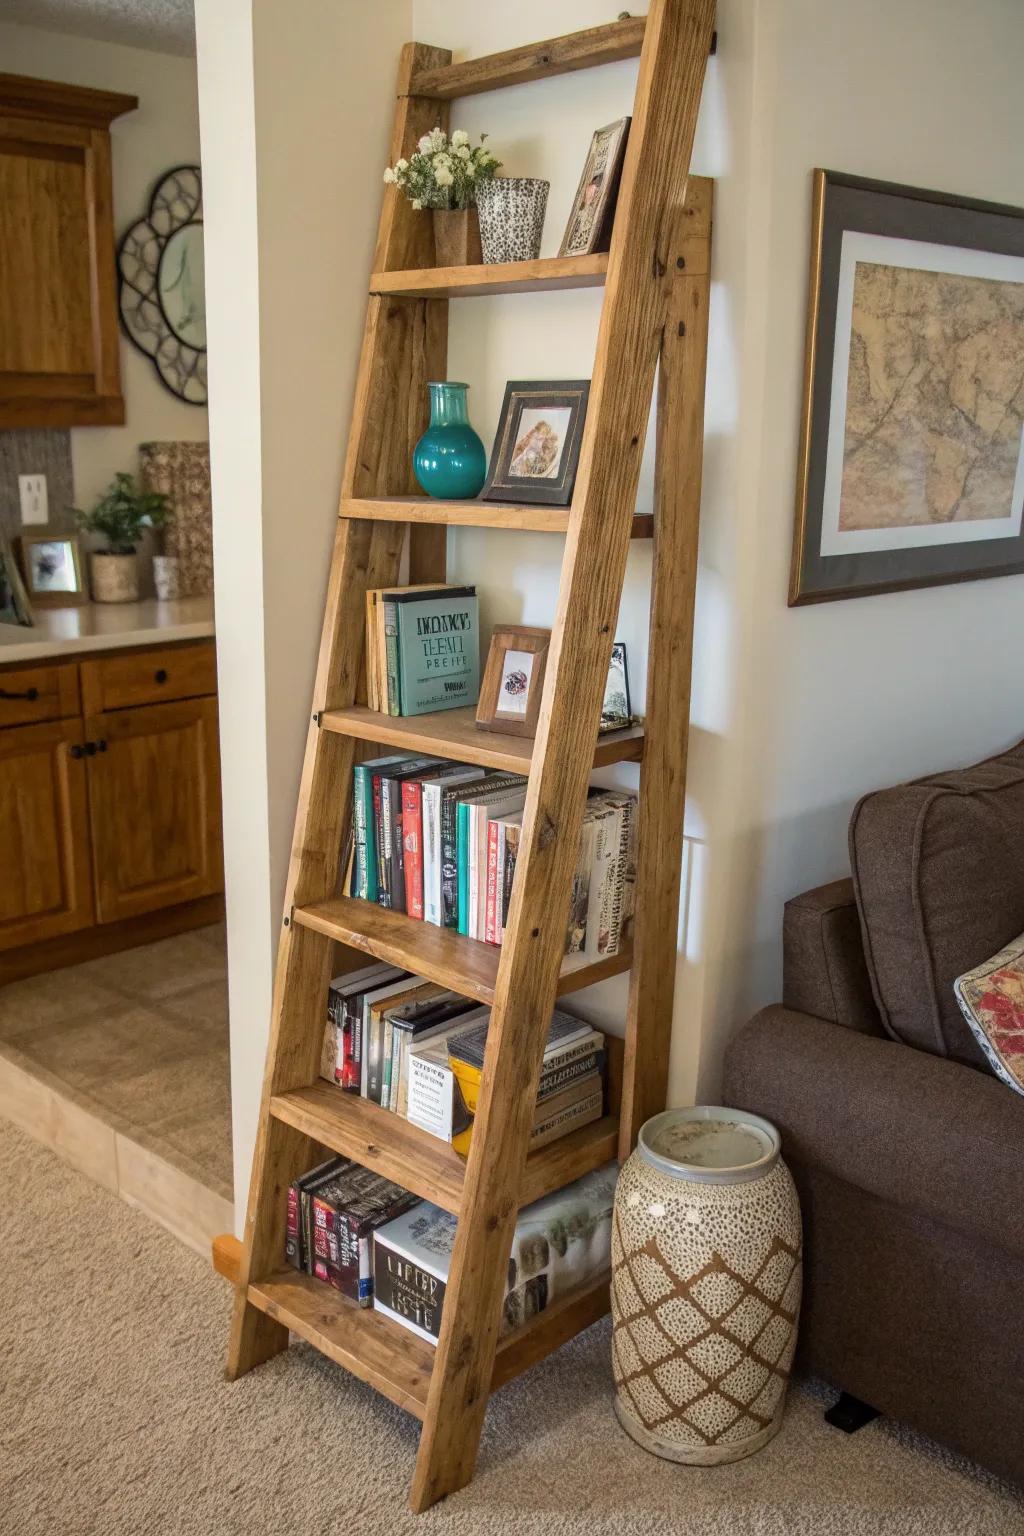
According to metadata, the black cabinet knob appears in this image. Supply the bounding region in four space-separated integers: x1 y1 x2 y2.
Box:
69 744 84 759
155 668 168 684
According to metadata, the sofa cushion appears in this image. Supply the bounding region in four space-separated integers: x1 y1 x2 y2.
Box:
849 738 1024 1068
955 932 1024 1095
783 878 883 1034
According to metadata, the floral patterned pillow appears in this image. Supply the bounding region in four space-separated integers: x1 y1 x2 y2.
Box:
954 933 1024 1096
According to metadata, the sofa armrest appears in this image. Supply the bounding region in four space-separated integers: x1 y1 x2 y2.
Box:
784 879 882 1034
723 1005 1024 1260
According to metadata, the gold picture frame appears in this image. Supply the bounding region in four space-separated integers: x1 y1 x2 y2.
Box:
18 531 87 608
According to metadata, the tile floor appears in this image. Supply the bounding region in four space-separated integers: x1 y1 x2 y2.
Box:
0 924 234 1252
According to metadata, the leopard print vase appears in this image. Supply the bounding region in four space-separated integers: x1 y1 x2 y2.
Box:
475 178 549 264
611 1107 802 1465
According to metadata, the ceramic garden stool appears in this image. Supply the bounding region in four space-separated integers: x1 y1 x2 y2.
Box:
611 1106 802 1465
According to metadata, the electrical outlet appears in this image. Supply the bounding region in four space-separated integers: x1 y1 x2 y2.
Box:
18 474 48 526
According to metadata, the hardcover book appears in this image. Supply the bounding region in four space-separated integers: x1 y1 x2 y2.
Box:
390 587 480 716
373 1163 618 1344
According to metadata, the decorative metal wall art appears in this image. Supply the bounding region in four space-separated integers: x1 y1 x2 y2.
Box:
118 166 207 405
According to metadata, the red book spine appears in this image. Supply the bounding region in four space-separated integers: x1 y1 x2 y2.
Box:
485 821 500 945
403 781 424 919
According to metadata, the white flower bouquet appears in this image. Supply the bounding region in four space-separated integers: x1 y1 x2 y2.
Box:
384 127 501 210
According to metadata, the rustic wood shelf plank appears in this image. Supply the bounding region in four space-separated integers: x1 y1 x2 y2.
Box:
247 1265 612 1422
340 496 654 538
371 253 608 298
271 1081 621 1216
248 1269 434 1418
318 703 645 774
292 894 632 1005
408 16 646 98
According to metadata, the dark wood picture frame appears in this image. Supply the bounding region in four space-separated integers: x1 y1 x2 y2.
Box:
558 117 631 258
475 625 550 738
791 169 1024 604
482 380 590 507
18 531 87 608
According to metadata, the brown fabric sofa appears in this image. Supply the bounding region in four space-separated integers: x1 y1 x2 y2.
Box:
723 741 1024 1486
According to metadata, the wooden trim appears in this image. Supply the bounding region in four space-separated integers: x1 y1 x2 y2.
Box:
213 1232 242 1284
0 72 137 127
408 16 647 98
0 892 224 985
619 176 713 1156
370 253 608 299
341 496 654 538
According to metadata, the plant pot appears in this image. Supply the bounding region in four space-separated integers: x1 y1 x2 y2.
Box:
90 552 139 604
432 207 482 267
475 178 549 264
153 554 183 602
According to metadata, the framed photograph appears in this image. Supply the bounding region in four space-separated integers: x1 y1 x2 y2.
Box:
476 625 550 737
600 641 633 732
558 117 631 258
18 532 86 607
482 380 590 506
0 536 34 628
791 169 1024 604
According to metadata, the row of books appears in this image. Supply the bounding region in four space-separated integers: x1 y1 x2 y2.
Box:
365 583 480 717
322 963 607 1156
350 749 637 956
286 1158 618 1344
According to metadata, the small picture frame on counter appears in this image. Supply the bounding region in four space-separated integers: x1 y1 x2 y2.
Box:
475 625 551 738
0 536 34 628
18 532 87 608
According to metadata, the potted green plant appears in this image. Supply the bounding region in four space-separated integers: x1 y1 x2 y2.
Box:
73 473 170 604
384 128 500 266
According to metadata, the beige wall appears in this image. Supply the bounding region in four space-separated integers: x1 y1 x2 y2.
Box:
0 22 208 505
195 0 412 1213
201 0 1024 1215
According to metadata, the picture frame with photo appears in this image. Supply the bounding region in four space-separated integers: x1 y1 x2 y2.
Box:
558 117 631 258
482 380 590 506
475 625 550 737
0 536 34 628
600 641 633 732
18 532 87 608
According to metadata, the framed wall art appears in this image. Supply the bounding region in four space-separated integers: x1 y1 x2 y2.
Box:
791 169 1024 604
118 166 207 405
482 380 589 506
475 625 550 737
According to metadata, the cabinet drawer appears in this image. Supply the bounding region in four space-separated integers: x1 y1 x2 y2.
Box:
81 641 217 713
0 662 80 728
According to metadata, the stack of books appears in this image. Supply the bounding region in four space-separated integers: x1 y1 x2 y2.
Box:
372 1163 618 1344
407 1008 606 1155
350 750 636 955
365 583 480 717
285 1155 418 1306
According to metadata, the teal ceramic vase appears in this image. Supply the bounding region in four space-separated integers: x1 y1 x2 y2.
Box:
413 381 486 500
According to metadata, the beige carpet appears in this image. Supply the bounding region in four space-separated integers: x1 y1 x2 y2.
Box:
0 926 231 1198
2 1121 1022 1536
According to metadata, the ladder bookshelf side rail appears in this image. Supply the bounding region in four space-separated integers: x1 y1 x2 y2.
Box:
228 42 451 1382
618 175 713 1155
410 0 716 1510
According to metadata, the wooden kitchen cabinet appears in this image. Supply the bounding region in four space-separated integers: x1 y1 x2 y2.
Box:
0 715 94 950
86 695 223 924
0 639 224 979
0 73 136 428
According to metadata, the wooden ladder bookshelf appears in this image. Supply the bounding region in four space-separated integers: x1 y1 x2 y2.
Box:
226 1 715 1512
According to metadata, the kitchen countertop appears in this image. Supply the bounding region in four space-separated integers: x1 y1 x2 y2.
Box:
0 596 215 665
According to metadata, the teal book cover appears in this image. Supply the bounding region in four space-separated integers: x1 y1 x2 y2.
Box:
352 753 409 902
394 588 479 716
456 800 471 936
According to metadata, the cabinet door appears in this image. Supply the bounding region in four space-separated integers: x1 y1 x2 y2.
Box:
0 717 94 951
0 76 135 428
87 696 225 924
